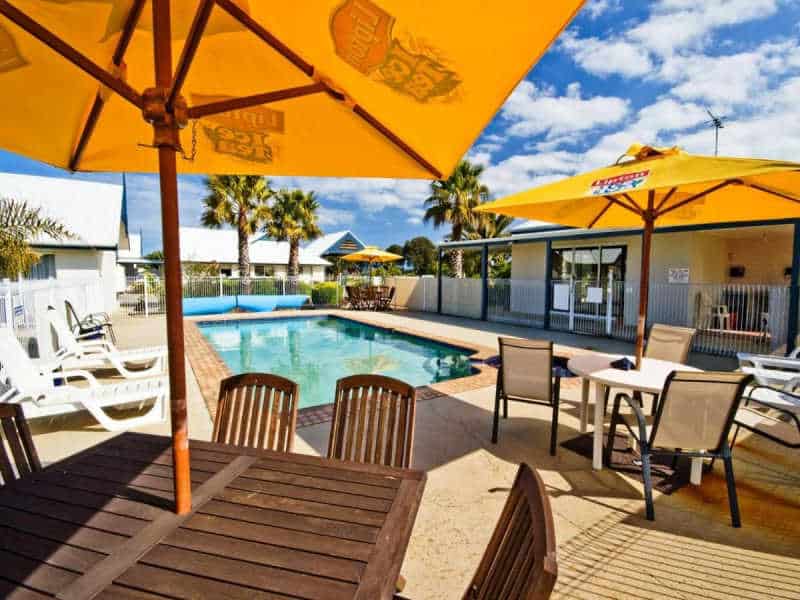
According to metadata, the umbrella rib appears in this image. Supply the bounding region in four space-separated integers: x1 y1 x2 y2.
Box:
588 199 614 229
0 0 142 109
68 0 146 171
743 182 800 204
215 0 443 179
656 179 740 217
621 193 645 215
605 195 642 216
167 0 216 110
654 187 678 212
187 83 327 119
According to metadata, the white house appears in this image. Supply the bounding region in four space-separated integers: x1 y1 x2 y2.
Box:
0 172 125 313
179 227 330 281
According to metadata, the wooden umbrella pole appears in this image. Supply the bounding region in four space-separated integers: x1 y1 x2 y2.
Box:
152 0 192 514
635 195 655 369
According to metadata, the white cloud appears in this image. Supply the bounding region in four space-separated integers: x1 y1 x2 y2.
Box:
583 0 622 19
560 32 654 78
482 152 584 197
501 81 630 138
317 206 354 227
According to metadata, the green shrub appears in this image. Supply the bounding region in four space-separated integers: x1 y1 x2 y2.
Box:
311 282 341 305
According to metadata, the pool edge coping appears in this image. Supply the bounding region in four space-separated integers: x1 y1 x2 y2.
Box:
184 309 499 429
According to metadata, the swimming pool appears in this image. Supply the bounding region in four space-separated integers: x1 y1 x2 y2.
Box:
197 316 476 409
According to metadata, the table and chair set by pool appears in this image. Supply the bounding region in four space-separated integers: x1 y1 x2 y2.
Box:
1 300 798 598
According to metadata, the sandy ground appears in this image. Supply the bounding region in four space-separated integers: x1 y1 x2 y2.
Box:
26 310 800 600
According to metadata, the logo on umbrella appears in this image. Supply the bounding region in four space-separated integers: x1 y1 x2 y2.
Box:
589 170 650 196
331 0 461 103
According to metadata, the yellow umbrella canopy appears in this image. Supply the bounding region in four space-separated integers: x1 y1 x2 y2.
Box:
476 144 800 366
342 246 403 264
0 0 585 513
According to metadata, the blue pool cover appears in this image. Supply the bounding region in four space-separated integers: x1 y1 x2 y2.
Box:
183 294 309 316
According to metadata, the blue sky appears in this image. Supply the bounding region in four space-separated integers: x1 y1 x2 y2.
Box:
1 0 799 253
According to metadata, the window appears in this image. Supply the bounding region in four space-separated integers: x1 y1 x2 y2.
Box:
220 267 232 277
551 245 626 284
254 264 274 277
26 254 56 280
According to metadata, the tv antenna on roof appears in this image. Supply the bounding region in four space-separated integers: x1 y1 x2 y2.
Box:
704 108 728 156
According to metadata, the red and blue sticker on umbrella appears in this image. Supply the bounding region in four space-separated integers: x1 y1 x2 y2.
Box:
589 170 650 196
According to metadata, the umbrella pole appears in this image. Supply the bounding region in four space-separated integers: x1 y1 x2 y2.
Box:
152 0 191 515
635 214 654 369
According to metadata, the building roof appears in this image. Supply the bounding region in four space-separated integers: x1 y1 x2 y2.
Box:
0 172 123 248
509 219 570 235
117 232 142 259
180 227 330 266
303 230 365 257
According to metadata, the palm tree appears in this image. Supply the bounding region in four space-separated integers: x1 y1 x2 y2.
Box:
423 160 489 278
0 198 74 277
469 213 514 240
200 175 272 291
266 189 322 277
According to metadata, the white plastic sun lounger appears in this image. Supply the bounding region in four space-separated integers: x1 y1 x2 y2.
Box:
45 306 166 379
0 328 167 431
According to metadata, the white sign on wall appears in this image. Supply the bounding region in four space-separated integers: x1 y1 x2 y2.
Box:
553 283 571 311
586 286 603 304
668 267 690 284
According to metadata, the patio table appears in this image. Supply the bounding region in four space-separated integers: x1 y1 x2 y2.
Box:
568 353 705 484
0 432 426 600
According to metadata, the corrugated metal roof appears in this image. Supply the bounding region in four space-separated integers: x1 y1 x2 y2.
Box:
0 172 123 248
180 227 330 266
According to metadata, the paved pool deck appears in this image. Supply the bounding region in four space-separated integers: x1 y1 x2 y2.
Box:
26 309 800 600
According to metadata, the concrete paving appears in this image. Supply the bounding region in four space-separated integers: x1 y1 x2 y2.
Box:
25 310 800 599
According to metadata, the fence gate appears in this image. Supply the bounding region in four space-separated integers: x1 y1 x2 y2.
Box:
550 278 628 339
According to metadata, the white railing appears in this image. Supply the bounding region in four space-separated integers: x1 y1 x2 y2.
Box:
440 277 482 320
487 279 546 327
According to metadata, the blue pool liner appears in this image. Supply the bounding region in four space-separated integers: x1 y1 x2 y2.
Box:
182 294 309 316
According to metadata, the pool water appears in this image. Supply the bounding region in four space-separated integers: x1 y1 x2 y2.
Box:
198 316 475 409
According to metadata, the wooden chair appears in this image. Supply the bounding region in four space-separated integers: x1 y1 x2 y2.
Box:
213 373 299 453
0 403 41 486
464 463 557 599
492 337 562 456
328 374 416 468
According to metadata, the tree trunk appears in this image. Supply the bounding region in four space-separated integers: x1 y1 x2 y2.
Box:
237 213 251 295
451 223 464 278
288 240 300 278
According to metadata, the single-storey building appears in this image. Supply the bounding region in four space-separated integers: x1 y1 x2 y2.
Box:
0 172 126 314
437 218 800 356
179 227 330 281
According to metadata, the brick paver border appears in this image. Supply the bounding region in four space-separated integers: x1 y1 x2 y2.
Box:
184 310 500 429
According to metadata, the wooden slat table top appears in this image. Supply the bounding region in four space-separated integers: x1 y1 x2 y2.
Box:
0 432 426 600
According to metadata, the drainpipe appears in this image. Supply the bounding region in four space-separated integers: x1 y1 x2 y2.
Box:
787 221 800 352
544 240 552 330
437 248 443 314
480 244 488 321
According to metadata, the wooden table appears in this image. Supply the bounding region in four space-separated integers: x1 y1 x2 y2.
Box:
0 432 426 600
568 353 705 483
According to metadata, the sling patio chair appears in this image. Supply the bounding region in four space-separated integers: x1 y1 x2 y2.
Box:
603 323 696 415
65 299 116 344
605 370 752 526
397 463 557 600
378 287 396 311
213 373 299 453
328 374 417 468
0 402 42 486
492 337 562 456
0 328 168 431
45 306 166 379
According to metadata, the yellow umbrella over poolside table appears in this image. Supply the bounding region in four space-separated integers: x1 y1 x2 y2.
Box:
342 246 403 280
0 0 585 512
475 143 800 368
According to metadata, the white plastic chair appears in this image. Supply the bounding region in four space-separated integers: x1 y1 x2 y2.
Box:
45 306 166 379
0 328 167 431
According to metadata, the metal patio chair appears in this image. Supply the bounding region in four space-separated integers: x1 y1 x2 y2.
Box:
328 374 416 468
492 337 562 456
213 373 299 453
605 370 752 526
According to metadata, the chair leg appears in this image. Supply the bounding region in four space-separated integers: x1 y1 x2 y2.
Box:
722 447 742 528
550 379 561 456
603 386 610 414
492 387 501 444
503 394 508 419
641 445 655 521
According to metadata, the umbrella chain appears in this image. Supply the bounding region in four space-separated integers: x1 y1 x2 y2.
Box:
180 120 198 162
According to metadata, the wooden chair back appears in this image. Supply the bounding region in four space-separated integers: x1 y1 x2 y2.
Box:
213 373 299 453
465 463 557 600
328 374 416 468
0 404 41 486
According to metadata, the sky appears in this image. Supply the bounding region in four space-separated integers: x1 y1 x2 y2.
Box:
1 0 799 253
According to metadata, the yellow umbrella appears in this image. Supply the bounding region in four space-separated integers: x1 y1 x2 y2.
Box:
0 0 585 512
342 246 403 279
475 144 800 367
